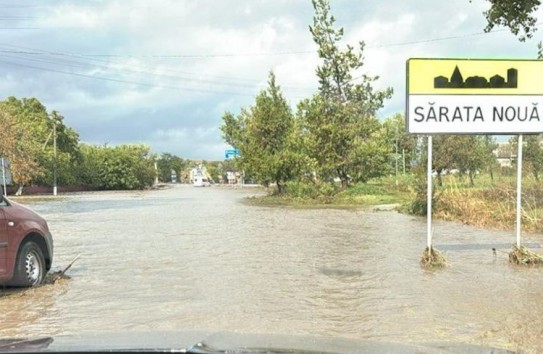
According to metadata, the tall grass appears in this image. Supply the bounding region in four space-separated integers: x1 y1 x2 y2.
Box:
433 179 543 233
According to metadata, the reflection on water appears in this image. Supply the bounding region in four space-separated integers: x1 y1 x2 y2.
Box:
1 185 542 352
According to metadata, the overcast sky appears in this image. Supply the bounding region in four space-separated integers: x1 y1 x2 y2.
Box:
0 1 541 160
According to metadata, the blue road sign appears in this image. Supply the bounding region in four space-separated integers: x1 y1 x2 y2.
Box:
225 149 240 159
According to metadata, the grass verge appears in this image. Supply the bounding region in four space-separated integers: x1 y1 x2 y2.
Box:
246 178 411 208
434 183 543 233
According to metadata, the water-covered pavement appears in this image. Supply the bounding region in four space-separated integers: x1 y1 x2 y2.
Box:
1 185 542 352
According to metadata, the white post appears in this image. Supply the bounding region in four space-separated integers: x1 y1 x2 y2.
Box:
516 134 523 248
427 135 433 249
1 158 6 196
402 148 406 174
53 119 57 196
395 127 399 186
154 161 159 186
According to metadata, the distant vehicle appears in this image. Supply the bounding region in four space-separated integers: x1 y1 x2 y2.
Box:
0 196 53 287
191 164 212 187
193 175 211 187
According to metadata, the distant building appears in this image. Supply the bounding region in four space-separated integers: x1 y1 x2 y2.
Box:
434 66 518 89
493 143 514 168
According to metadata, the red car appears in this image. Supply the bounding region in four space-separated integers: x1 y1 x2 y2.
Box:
0 196 53 286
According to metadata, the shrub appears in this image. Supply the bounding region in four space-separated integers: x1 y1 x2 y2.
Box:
284 180 338 200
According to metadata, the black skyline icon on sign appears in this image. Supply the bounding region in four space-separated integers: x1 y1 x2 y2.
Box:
434 66 518 89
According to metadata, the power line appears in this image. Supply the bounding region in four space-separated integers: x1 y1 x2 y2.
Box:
0 24 534 58
0 43 316 91
0 58 266 97
0 16 37 20
0 51 313 93
0 21 536 98
0 27 40 29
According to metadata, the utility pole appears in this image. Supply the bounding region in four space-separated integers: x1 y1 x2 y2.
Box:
395 126 399 186
53 118 57 196
42 112 59 196
52 115 57 196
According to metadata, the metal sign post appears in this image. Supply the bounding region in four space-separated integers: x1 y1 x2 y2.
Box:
516 134 523 247
427 136 433 249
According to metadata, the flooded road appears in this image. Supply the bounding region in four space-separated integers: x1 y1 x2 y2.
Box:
1 185 543 351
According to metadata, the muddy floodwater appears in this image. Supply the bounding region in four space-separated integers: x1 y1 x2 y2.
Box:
1 185 543 351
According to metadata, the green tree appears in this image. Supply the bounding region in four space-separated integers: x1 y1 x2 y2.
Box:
0 106 42 188
77 144 155 190
381 114 419 174
203 161 221 183
157 153 187 183
0 97 81 189
482 0 540 41
511 134 543 181
221 72 301 193
298 0 392 188
481 135 499 181
432 135 458 187
36 110 81 186
524 135 543 181
432 135 495 186
454 136 487 186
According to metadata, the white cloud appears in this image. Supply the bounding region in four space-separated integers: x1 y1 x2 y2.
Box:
2 0 542 159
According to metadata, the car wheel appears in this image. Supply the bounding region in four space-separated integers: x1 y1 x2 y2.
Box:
10 241 46 287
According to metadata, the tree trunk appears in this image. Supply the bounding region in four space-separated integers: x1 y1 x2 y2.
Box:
489 166 494 182
276 181 284 194
436 171 443 187
338 169 349 189
469 171 475 187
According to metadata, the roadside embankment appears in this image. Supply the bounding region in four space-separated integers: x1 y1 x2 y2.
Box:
246 175 543 236
433 184 543 233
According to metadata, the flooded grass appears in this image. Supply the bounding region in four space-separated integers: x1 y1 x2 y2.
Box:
433 183 543 233
420 247 447 269
509 245 543 266
247 180 410 209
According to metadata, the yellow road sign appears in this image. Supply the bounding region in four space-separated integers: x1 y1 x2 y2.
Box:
406 58 543 134
407 58 543 95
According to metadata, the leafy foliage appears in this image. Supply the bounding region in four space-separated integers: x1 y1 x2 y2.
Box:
0 97 81 187
381 114 419 174
0 104 43 186
76 144 156 190
221 72 303 193
511 134 543 181
523 135 543 181
482 0 540 41
298 0 393 188
431 135 496 186
157 153 188 183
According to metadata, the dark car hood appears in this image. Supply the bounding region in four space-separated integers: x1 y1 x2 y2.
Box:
0 331 515 353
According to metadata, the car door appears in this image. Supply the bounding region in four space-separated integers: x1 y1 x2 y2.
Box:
0 203 7 276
